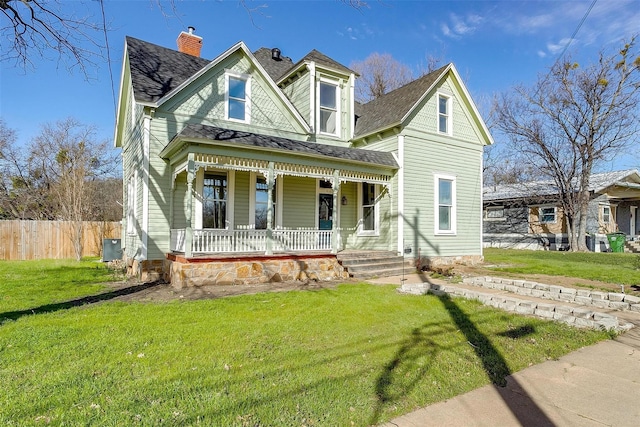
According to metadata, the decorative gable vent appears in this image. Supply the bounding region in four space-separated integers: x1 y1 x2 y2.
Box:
177 26 203 57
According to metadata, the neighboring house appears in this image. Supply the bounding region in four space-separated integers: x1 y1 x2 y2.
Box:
114 29 493 287
483 169 640 252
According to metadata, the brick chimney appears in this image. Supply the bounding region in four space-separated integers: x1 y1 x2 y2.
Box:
177 26 202 57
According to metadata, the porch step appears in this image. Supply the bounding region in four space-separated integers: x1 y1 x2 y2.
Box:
624 241 640 253
337 251 415 279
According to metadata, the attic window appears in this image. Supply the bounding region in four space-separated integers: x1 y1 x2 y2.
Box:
318 80 340 136
438 93 452 135
225 72 251 123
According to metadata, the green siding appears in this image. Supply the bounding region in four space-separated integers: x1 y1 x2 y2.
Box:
172 173 188 229
282 73 311 126
281 176 316 228
234 171 250 226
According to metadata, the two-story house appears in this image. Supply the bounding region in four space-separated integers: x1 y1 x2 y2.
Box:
114 29 493 287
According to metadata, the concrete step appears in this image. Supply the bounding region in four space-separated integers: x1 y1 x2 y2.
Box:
337 251 414 279
349 266 415 280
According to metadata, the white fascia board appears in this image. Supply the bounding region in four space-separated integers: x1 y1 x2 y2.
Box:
399 64 451 126
276 62 309 85
113 41 131 148
154 42 310 133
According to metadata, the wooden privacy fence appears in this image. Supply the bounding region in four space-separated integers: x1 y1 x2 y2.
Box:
0 220 121 261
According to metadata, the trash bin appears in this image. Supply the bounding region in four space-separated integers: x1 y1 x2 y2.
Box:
606 232 625 253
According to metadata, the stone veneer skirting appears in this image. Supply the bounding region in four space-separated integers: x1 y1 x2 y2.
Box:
164 253 350 289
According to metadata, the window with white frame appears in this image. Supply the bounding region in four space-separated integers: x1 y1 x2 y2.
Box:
602 205 611 223
318 80 339 136
225 72 250 122
539 206 557 223
434 174 456 234
126 171 137 235
360 182 378 234
437 93 451 135
203 173 227 229
485 206 505 220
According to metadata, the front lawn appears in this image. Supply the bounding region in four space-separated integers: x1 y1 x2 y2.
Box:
0 280 610 426
484 248 640 286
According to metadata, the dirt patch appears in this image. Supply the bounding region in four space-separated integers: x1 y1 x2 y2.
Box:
103 278 359 303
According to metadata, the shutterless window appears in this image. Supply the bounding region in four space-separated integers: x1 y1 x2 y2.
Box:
227 76 247 121
255 177 276 229
203 174 227 229
438 94 451 134
602 206 611 223
319 82 338 135
362 182 376 232
438 178 453 231
540 207 556 223
485 206 504 219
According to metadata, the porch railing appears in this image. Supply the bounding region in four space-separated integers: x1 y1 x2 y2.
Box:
170 228 333 254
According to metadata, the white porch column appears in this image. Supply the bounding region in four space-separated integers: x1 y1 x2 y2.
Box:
331 169 341 254
397 134 405 255
265 161 275 255
185 153 195 258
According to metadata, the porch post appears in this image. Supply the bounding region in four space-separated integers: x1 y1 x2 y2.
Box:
331 169 340 254
265 161 275 255
185 153 195 258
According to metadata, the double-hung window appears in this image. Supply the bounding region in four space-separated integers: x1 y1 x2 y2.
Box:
438 93 451 135
226 72 250 122
602 205 611 223
434 174 456 234
319 80 339 136
540 206 556 224
203 174 227 229
254 176 277 229
360 182 378 234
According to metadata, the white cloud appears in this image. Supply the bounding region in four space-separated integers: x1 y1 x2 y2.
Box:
441 12 483 38
547 37 576 55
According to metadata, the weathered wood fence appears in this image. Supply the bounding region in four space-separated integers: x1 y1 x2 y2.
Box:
0 220 121 261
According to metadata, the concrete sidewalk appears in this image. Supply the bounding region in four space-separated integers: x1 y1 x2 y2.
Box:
368 273 640 427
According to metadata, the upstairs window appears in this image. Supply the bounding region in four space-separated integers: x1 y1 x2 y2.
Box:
319 81 339 136
225 73 250 122
438 93 451 135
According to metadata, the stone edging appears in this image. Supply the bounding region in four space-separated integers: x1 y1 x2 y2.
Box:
463 277 640 312
399 282 634 332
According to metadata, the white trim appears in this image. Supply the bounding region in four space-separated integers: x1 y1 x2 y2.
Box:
309 62 316 133
538 206 557 224
349 73 355 139
224 71 251 124
317 77 341 137
631 206 637 236
397 135 405 254
437 92 453 136
358 182 380 236
126 171 137 236
195 168 204 229
434 173 457 235
141 115 151 260
227 170 235 229
275 177 283 228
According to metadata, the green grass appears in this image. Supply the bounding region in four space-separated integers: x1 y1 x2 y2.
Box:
484 248 640 285
0 283 610 426
0 259 119 314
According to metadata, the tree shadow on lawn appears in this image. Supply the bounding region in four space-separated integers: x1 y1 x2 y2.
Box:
369 273 555 426
0 281 163 325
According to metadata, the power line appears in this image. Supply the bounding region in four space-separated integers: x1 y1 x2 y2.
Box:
99 0 117 121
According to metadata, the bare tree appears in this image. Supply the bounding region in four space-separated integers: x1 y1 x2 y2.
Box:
351 52 413 103
493 37 640 251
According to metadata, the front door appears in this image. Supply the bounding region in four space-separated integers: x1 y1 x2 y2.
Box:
319 194 333 230
631 206 637 236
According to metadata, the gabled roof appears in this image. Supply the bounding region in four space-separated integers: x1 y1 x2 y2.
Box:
252 47 294 81
298 49 355 75
126 36 210 104
162 124 398 169
354 64 449 138
484 169 640 202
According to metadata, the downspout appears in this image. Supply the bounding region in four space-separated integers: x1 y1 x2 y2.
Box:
397 134 405 255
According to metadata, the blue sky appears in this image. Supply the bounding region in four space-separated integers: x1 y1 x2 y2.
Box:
1 0 639 170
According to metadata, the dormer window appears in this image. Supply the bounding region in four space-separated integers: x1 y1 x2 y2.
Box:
438 93 451 135
225 72 250 123
318 80 340 136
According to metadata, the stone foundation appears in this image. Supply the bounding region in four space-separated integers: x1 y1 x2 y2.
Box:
124 254 164 282
415 254 483 270
163 253 349 289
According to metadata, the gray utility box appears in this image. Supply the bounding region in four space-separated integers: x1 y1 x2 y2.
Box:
103 238 122 262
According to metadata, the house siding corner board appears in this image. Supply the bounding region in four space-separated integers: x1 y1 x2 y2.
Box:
402 130 483 257
163 253 349 288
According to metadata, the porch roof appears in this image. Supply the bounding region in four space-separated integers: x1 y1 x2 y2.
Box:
162 124 399 169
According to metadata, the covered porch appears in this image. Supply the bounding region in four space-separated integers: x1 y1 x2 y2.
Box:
162 125 398 259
